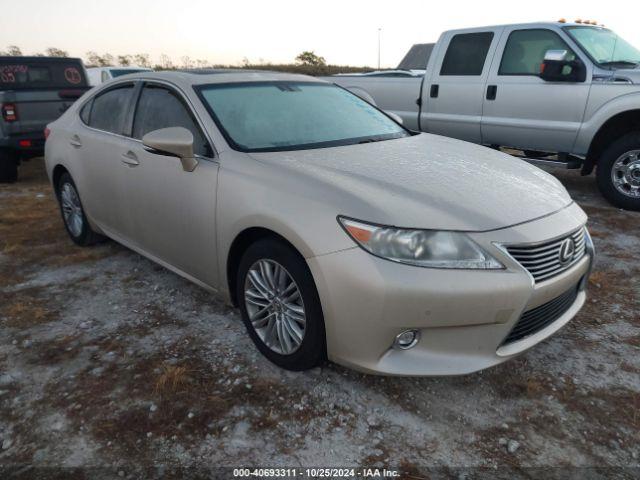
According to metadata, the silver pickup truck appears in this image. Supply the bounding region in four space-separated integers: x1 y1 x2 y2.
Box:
328 22 640 211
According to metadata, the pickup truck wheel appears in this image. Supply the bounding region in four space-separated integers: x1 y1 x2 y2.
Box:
237 238 326 371
56 173 102 246
597 132 640 211
0 149 18 183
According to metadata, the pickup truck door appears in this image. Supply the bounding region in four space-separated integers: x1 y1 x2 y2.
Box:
420 28 502 143
481 26 592 152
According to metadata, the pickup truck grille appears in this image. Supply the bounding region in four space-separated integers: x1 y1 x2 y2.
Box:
501 282 580 346
506 228 586 283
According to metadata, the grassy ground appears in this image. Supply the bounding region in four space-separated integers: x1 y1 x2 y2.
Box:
0 158 638 479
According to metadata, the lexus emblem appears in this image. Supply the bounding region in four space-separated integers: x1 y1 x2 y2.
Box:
558 238 575 265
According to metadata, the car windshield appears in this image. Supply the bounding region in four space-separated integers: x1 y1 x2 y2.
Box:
565 26 640 67
197 81 409 152
110 68 149 77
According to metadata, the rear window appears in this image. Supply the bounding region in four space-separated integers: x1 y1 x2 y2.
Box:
440 32 494 76
88 85 134 134
0 60 87 89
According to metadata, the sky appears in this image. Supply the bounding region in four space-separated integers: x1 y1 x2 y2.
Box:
2 0 639 68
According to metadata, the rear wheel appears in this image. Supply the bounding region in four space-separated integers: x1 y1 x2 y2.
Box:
56 172 102 246
0 149 18 183
596 132 640 211
236 238 326 371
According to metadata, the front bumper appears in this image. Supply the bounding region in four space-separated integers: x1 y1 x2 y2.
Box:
308 203 592 376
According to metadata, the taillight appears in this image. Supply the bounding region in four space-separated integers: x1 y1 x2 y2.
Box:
2 103 17 122
44 127 51 140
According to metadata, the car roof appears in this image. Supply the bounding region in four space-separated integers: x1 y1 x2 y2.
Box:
447 21 606 33
117 69 326 88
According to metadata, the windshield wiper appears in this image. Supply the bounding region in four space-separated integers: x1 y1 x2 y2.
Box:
600 60 639 67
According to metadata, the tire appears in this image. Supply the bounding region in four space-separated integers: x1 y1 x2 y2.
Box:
0 149 18 183
236 238 326 371
596 132 640 211
56 172 103 246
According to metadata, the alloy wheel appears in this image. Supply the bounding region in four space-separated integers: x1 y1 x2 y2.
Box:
60 182 84 237
611 150 640 198
243 259 306 355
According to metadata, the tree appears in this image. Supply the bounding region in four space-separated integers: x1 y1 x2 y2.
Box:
117 54 132 66
295 51 326 66
181 56 193 69
85 51 114 67
159 54 173 70
45 47 68 57
133 53 151 68
3 45 22 56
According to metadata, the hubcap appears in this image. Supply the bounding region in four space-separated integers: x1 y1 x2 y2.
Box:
611 150 640 198
243 259 306 355
60 182 83 237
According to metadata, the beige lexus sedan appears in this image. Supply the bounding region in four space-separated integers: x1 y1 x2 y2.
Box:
44 70 594 375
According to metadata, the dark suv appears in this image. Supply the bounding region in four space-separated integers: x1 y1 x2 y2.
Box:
1 56 90 182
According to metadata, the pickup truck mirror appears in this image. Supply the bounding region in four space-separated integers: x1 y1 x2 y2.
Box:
540 49 586 83
385 111 404 125
142 127 198 172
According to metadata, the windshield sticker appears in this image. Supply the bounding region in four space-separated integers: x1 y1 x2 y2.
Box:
64 67 82 84
0 65 29 83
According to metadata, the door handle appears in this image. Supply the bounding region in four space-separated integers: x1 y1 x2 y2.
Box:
430 84 439 98
69 135 82 148
486 85 497 100
121 151 140 167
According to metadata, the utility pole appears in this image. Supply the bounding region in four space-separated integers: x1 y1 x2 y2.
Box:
377 28 381 69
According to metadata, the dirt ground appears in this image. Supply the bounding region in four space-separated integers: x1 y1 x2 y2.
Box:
0 158 638 479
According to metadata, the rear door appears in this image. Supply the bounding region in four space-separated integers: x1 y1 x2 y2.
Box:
73 83 136 238
420 28 501 143
481 27 592 152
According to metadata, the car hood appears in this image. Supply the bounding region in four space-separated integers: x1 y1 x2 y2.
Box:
249 133 573 231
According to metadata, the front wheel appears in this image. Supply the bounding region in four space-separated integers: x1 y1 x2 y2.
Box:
236 238 326 371
0 149 18 183
596 132 640 211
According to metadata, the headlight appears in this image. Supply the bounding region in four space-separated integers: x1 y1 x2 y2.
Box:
338 217 503 269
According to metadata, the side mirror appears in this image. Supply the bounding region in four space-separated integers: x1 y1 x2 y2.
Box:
385 111 404 125
142 127 198 172
540 49 586 83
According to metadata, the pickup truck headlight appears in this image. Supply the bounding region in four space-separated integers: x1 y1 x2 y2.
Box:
338 217 503 269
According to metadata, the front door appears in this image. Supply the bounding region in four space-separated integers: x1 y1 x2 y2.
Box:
120 83 220 287
481 27 592 153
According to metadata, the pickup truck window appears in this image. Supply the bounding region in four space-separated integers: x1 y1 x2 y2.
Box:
132 85 210 156
197 82 410 152
440 32 494 76
0 61 86 89
564 26 640 67
87 85 134 135
499 29 574 76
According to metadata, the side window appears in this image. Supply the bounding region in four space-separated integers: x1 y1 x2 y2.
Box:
79 100 92 124
132 85 210 157
101 71 110 83
440 32 494 76
88 85 134 134
499 29 576 75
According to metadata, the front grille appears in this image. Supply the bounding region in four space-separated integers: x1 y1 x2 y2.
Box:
506 228 586 283
501 283 579 346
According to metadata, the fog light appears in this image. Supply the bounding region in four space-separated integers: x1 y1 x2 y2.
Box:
393 329 420 350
